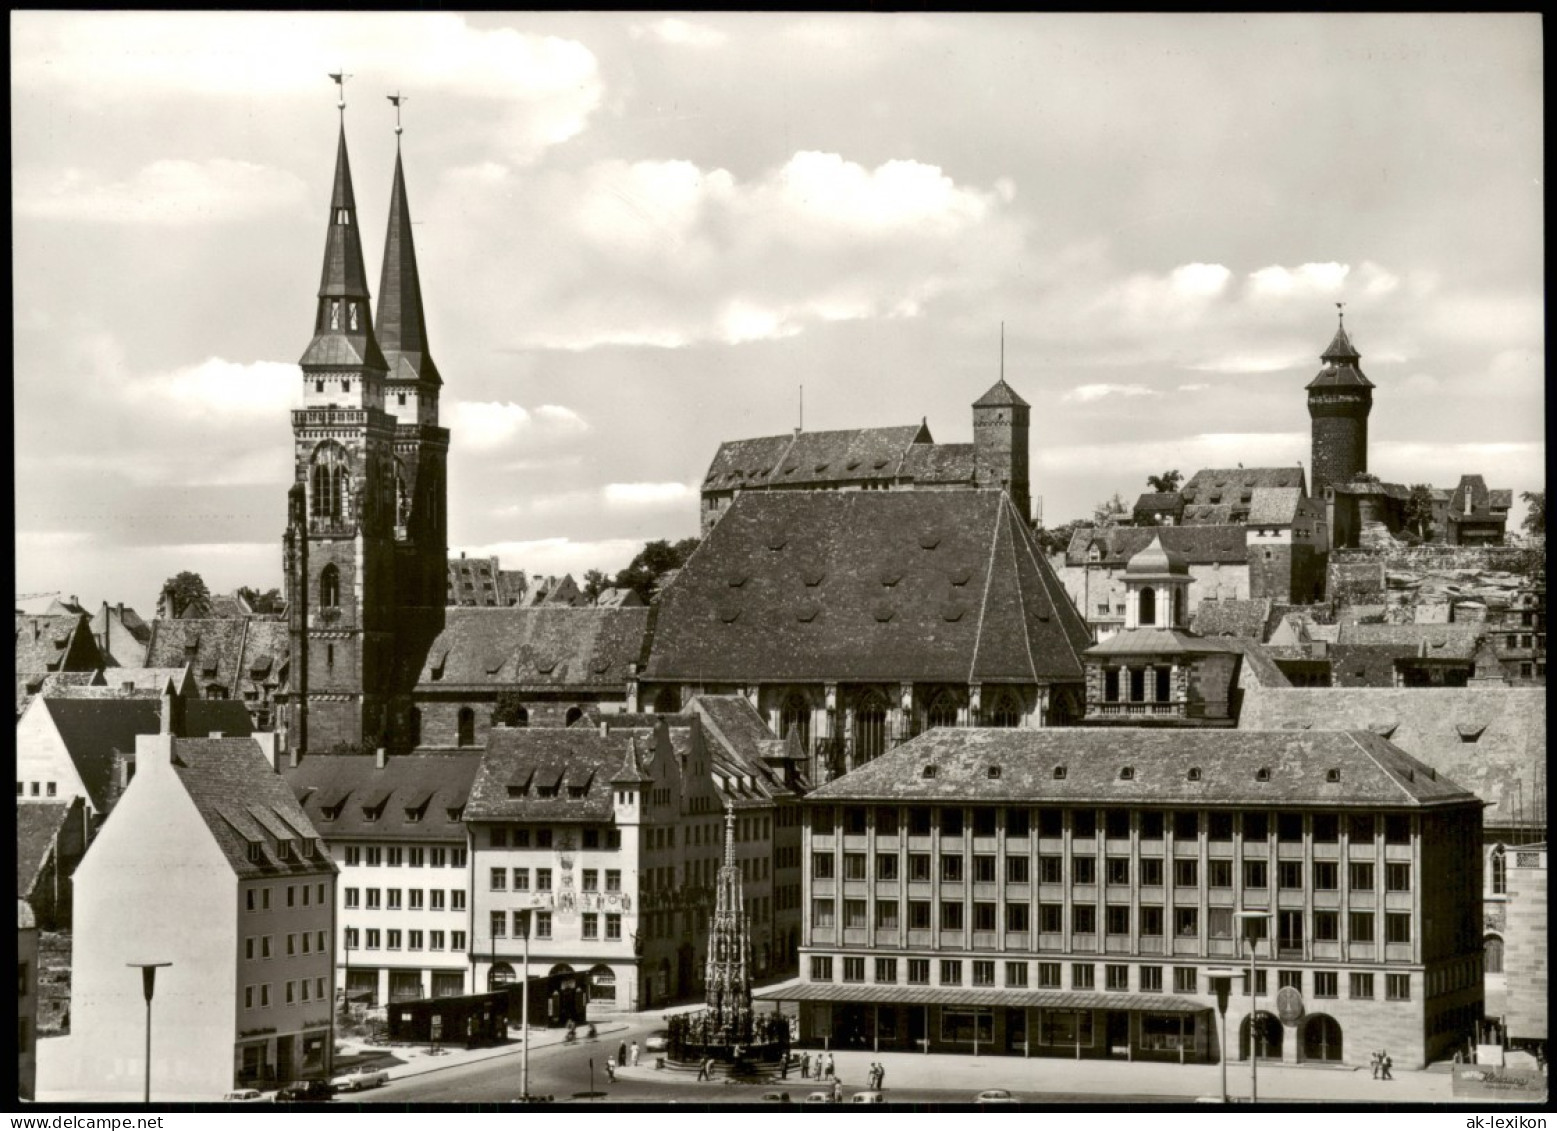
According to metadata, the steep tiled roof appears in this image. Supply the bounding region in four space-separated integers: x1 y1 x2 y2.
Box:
702 425 932 491
18 801 75 898
1336 623 1484 659
896 442 978 484
410 607 650 689
1181 504 1239 525
467 725 684 822
1192 598 1275 641
1447 475 1511 524
1133 492 1183 517
972 378 1030 408
170 737 336 880
1246 488 1303 527
810 727 1473 808
16 614 100 679
687 695 807 807
144 618 288 708
1307 320 1372 390
594 588 645 609
41 697 254 812
299 125 387 372
1489 489 1513 510
644 490 1091 685
16 671 100 719
1238 687 1544 825
287 753 479 841
1181 468 1307 503
1065 525 1248 568
1220 638 1292 689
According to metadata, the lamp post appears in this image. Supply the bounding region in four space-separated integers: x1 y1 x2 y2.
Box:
515 909 532 1101
126 962 172 1103
1205 968 1239 1104
1234 910 1273 1105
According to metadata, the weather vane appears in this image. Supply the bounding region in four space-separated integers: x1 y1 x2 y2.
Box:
329 71 352 117
1336 300 1345 324
388 92 407 137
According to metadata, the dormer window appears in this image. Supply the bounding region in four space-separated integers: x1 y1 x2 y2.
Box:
1053 766 1067 780
275 839 293 862
1186 768 1202 782
537 785 559 799
302 839 318 858
986 766 1002 780
446 806 463 822
506 785 527 799
567 785 588 798
922 765 938 779
1325 769 1341 783
1255 768 1271 782
246 841 264 864
1119 766 1135 781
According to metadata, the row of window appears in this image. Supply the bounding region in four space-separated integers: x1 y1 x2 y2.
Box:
344 888 467 912
492 911 552 939
16 781 58 798
490 868 625 893
806 956 1414 1001
342 846 468 868
344 927 466 952
814 807 1413 843
244 978 328 1010
245 883 328 913
488 827 621 851
245 932 328 960
812 900 1413 943
815 854 1410 891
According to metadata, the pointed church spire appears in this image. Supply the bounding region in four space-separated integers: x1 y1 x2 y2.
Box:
376 138 442 387
1321 304 1361 364
301 117 386 371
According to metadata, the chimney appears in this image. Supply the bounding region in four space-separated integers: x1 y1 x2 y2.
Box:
600 721 609 737
160 681 176 735
375 747 387 769
460 551 466 560
117 602 124 617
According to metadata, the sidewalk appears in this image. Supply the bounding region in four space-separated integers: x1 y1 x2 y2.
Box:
615 1046 1455 1103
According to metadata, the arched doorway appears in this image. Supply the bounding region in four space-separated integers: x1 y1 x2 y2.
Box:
487 962 515 990
588 964 616 1005
1302 1014 1343 1062
853 691 888 765
1485 934 1505 975
1239 1012 1283 1060
549 963 575 976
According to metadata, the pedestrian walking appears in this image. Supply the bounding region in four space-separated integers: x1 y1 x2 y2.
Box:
630 1041 640 1067
877 1063 885 1090
606 1056 616 1083
1370 1050 1380 1079
832 1078 843 1104
826 1052 835 1079
802 1052 811 1079
781 1055 789 1080
619 1040 628 1067
696 1057 710 1082
1381 1051 1393 1080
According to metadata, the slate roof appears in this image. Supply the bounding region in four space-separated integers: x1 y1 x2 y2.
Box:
16 614 100 679
18 801 75 898
16 671 101 718
40 697 254 812
809 727 1473 809
1247 488 1304 526
467 725 685 822
300 125 387 372
169 737 336 880
1180 467 1307 504
1192 598 1275 641
701 424 936 491
1133 492 1184 517
1065 525 1248 567
1336 623 1484 659
897 442 978 483
1238 687 1544 825
1085 628 1238 657
376 149 442 388
644 490 1092 685
287 753 479 841
1307 320 1373 389
972 378 1029 408
410 607 650 689
143 618 290 707
687 695 808 807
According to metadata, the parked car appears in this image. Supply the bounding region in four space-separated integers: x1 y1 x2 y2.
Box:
275 1079 335 1103
645 1030 671 1053
849 1091 888 1104
761 1092 792 1103
330 1067 388 1092
221 1089 264 1103
973 1089 1020 1105
804 1091 836 1104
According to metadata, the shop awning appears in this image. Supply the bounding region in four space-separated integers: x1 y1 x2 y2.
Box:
754 979 1207 1014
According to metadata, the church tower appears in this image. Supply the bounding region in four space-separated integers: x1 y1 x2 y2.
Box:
1306 311 1373 498
972 377 1032 523
285 103 398 755
376 106 450 612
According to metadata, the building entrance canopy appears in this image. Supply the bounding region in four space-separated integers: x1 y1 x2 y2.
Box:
755 979 1207 1014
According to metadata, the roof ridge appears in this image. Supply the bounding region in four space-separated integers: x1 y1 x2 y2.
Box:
1004 501 1039 684
968 495 1004 685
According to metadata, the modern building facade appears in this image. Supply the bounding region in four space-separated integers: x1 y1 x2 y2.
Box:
286 751 479 1006
767 727 1484 1070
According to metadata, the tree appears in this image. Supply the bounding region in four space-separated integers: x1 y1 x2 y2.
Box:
491 690 529 727
1522 490 1545 536
1146 470 1182 493
237 586 284 614
1405 484 1437 541
158 571 211 619
614 537 700 603
581 569 611 603
1035 518 1091 558
1092 492 1130 526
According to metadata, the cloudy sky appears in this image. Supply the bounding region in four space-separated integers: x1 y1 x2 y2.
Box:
13 13 1544 612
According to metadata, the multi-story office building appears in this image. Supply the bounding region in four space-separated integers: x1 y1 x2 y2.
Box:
286 751 478 1005
763 727 1483 1070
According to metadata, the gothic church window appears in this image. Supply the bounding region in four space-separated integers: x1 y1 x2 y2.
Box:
329 300 341 330
781 693 811 750
926 690 960 730
348 303 359 331
310 442 350 520
986 690 1021 727
853 692 888 764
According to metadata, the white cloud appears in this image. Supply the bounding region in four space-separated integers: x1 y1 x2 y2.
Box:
769 152 993 235
15 160 308 225
604 482 695 508
1177 383 1211 392
1247 261 1350 298
121 357 297 418
1064 383 1159 403
448 401 590 451
634 17 728 48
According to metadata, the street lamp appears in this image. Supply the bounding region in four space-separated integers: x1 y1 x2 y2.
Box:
515 909 532 1101
126 962 172 1103
1205 968 1241 1104
1234 910 1273 1104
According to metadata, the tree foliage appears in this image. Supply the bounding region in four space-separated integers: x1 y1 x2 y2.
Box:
581 569 611 603
614 537 700 603
1035 518 1091 557
1092 492 1130 526
1146 470 1183 493
159 571 211 619
238 586 285 614
1522 490 1545 536
1404 484 1437 541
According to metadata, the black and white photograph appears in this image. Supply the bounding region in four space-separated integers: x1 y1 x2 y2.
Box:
12 11 1545 1113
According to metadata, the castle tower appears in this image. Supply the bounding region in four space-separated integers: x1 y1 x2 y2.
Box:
1307 312 1373 498
285 108 398 755
375 116 450 612
703 805 753 1043
973 377 1032 522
